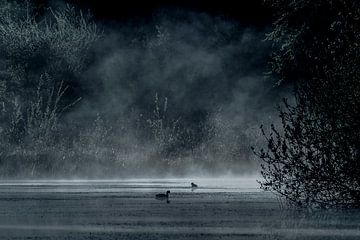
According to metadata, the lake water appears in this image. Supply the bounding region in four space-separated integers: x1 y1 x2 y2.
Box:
0 178 359 239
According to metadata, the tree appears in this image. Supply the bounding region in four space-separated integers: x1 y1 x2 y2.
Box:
0 1 100 177
0 1 100 142
255 0 360 207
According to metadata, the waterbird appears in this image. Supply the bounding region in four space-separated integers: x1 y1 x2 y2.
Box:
191 182 198 188
155 190 170 200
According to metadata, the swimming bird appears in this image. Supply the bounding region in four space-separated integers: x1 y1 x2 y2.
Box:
155 190 170 200
191 182 198 188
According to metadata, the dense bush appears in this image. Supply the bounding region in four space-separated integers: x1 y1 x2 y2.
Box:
256 0 360 208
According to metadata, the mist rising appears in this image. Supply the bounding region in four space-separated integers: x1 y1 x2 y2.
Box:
0 2 286 178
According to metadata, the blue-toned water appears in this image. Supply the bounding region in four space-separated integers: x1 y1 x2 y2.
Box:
0 178 359 239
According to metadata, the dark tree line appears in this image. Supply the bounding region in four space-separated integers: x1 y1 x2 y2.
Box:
255 0 360 207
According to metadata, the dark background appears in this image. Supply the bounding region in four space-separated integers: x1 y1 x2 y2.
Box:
0 0 281 177
35 0 272 27
40 0 279 134
27 0 280 129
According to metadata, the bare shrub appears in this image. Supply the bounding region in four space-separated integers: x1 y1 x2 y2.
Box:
0 1 99 178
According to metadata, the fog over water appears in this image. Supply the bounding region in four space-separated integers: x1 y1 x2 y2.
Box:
0 1 289 178
60 9 288 177
2 2 360 240
1 178 360 239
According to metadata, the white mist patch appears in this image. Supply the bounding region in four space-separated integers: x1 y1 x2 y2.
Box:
0 177 260 193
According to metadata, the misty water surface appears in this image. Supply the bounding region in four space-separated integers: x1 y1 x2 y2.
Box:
0 177 359 239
